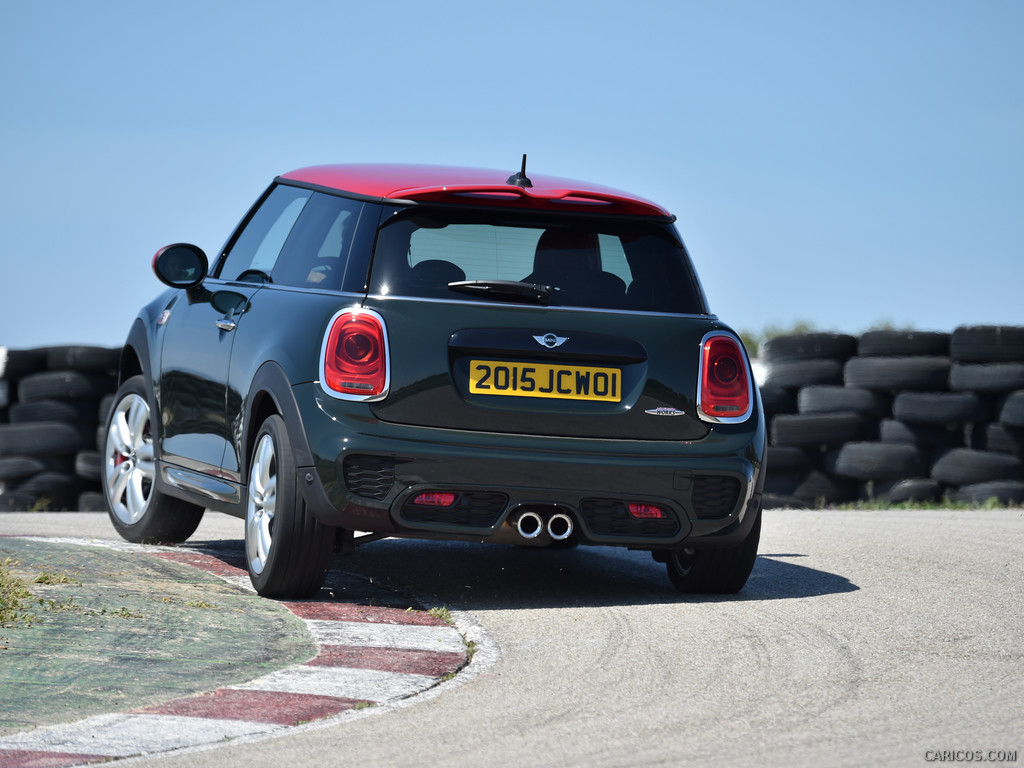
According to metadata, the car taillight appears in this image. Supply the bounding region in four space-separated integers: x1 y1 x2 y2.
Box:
698 333 752 422
321 309 389 399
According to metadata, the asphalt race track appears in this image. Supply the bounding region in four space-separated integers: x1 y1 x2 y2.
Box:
1 508 1022 767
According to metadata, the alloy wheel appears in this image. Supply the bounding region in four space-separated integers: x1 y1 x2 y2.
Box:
104 393 156 525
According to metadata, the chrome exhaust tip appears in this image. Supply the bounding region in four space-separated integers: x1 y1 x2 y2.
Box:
516 511 544 539
547 512 573 541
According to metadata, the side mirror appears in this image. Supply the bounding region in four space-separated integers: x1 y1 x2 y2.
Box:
153 244 208 289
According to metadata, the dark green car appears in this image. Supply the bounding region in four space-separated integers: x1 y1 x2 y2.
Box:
103 161 766 598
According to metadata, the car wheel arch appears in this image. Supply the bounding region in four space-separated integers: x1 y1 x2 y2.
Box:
242 362 315 482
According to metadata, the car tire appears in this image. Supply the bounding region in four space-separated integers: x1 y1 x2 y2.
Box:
797 385 890 418
245 414 334 599
892 391 988 426
930 448 1023 486
0 421 93 457
950 325 1024 363
948 480 1024 506
879 418 962 449
1000 391 1024 427
17 370 117 402
762 359 843 389
44 345 122 373
102 376 205 544
949 363 1024 393
866 478 943 504
770 412 869 447
666 508 761 594
759 333 857 363
843 356 950 392
10 398 100 424
825 441 928 481
856 330 950 357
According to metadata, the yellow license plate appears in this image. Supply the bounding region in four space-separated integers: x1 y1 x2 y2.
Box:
469 360 622 402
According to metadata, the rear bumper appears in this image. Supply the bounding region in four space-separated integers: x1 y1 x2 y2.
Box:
295 384 766 550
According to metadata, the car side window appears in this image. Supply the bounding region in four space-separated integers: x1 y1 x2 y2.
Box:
271 193 364 289
217 185 312 281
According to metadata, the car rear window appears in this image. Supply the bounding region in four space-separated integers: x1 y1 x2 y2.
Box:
369 208 708 314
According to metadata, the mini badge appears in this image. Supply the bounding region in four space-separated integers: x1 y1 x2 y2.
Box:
533 333 569 349
645 407 686 416
157 310 172 325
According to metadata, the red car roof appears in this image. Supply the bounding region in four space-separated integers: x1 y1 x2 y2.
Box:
278 163 672 218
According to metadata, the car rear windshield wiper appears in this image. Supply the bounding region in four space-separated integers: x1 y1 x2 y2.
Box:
447 280 554 304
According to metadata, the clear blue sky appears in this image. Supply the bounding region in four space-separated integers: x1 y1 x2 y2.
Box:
2 1 1021 351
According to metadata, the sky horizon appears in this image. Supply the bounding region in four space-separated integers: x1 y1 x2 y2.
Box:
2 1 1021 352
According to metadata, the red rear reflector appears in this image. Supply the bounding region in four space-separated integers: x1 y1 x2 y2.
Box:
699 334 752 421
628 503 667 520
414 492 456 507
321 309 389 398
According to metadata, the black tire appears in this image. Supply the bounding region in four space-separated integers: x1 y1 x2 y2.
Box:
770 412 869 447
759 333 858 363
857 330 950 357
0 421 93 457
791 469 857 505
1000 391 1024 427
75 450 101 481
868 478 943 504
948 480 1024 506
0 492 37 511
666 508 761 594
9 398 101 424
949 363 1024 393
843 356 951 392
0 380 8 409
0 347 48 379
762 359 843 389
758 385 797 416
879 418 963 449
765 445 819 473
18 370 117 402
0 456 72 482
930 448 1022 486
765 469 855 504
950 325 1024 363
797 385 890 418
98 393 116 424
44 345 122 372
14 470 83 497
825 442 927 481
78 490 108 511
245 414 335 598
102 376 205 544
971 422 1024 456
892 392 988 426
761 492 807 509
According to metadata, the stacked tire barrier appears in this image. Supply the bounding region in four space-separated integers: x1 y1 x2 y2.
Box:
0 346 121 511
760 326 1024 508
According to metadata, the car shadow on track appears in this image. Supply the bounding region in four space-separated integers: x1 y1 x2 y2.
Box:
181 538 857 612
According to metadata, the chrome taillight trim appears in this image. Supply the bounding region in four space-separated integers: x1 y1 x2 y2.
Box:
695 330 754 424
318 306 391 402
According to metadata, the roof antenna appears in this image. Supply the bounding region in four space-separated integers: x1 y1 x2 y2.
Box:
507 154 533 188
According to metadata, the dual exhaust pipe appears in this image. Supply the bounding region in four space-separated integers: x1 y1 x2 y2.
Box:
514 510 574 541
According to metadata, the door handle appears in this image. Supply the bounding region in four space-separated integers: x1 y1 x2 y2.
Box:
216 305 237 332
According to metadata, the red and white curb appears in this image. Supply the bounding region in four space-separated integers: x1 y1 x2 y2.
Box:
0 538 498 768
